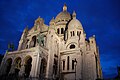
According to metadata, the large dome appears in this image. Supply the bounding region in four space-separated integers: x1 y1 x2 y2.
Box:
55 11 71 21
55 4 71 22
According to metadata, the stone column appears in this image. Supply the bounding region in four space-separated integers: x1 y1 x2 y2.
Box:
36 53 42 78
29 54 38 78
34 52 41 78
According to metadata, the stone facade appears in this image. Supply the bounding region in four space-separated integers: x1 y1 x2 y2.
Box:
0 4 102 80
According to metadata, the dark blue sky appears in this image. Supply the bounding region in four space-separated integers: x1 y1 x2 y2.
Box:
0 0 120 78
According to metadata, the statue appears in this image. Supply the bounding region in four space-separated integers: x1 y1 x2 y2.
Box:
38 34 44 46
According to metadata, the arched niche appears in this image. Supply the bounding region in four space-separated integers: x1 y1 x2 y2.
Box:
30 36 36 48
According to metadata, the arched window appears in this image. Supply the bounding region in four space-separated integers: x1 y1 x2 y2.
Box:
67 56 69 70
77 31 79 36
70 44 75 49
70 31 75 37
63 60 65 70
73 31 75 36
57 28 59 34
61 28 64 34
30 36 36 47
32 36 36 47
70 31 72 36
72 60 74 70
77 31 81 36
72 59 77 70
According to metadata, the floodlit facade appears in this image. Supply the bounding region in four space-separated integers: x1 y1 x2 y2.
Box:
0 4 102 80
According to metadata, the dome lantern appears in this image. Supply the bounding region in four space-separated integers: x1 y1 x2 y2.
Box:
55 4 71 23
63 4 67 11
72 11 76 19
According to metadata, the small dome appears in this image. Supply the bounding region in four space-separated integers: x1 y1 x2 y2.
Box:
68 19 83 30
55 4 71 22
68 11 83 30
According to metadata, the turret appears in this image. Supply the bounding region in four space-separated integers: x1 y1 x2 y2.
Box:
89 35 97 52
49 17 55 26
35 16 44 26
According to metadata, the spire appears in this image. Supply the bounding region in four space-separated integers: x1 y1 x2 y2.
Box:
72 11 76 19
63 4 67 11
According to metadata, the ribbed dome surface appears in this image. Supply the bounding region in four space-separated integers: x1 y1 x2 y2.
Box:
68 18 83 29
55 11 71 21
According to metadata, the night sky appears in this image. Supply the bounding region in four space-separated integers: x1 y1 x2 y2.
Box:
0 0 120 78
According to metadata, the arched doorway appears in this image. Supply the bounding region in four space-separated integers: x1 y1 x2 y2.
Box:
24 56 32 78
5 58 12 75
39 58 47 79
14 57 21 76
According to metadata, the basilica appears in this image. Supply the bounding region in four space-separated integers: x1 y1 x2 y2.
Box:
0 4 102 80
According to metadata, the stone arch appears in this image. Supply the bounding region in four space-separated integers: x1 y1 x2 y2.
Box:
24 55 32 78
39 58 47 79
5 58 12 75
14 57 22 75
